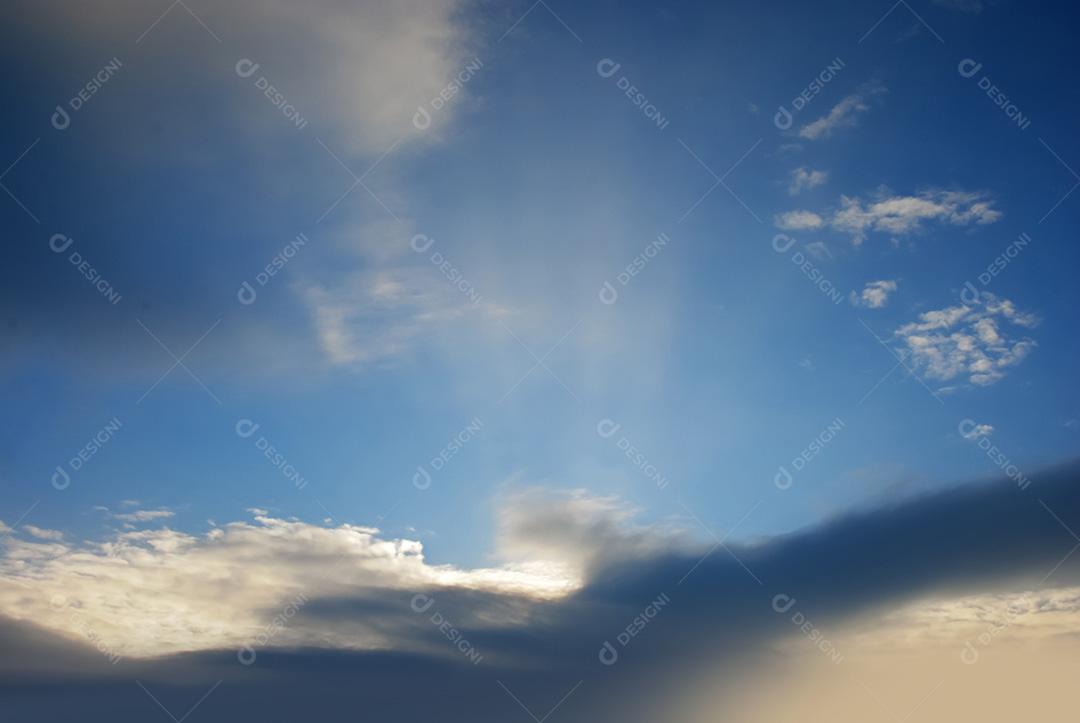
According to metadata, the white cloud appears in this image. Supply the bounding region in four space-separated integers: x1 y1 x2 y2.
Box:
774 210 825 230
303 266 509 368
895 294 1038 387
832 189 1002 244
0 501 606 658
22 525 63 541
851 280 898 309
961 423 994 440
798 85 886 140
789 167 828 195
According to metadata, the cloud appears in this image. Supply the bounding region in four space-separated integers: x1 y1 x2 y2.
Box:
94 506 175 524
774 210 825 230
798 84 886 140
895 293 1038 386
961 422 995 440
789 167 828 195
21 526 63 541
303 267 509 368
832 189 1002 244
20 0 477 154
851 280 898 308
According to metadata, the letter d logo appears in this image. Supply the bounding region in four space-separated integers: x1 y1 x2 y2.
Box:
237 281 257 305
598 640 618 665
598 281 618 305
596 58 621 78
774 466 793 490
774 105 793 130
235 59 260 78
772 593 796 613
51 466 70 490
49 233 74 254
412 106 431 130
411 593 434 613
51 105 70 131
960 281 980 306
413 466 431 490
958 58 982 79
596 418 621 439
235 418 260 438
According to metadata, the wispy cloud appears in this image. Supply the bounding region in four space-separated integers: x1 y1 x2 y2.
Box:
798 84 886 140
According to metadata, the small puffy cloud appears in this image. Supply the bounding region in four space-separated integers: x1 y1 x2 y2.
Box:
774 210 825 230
851 280 898 309
960 422 994 440
789 167 828 195
895 294 1038 387
22 525 63 541
95 505 175 524
798 84 886 140
832 189 1002 244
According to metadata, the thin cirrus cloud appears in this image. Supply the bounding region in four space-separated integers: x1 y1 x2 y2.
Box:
776 189 1002 244
798 84 886 140
895 293 1038 387
851 279 898 308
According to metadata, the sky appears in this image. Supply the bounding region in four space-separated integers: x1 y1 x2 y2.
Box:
2 0 1080 721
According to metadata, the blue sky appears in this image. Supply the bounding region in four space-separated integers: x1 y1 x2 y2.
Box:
6 2 1080 721
2 0 1079 570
